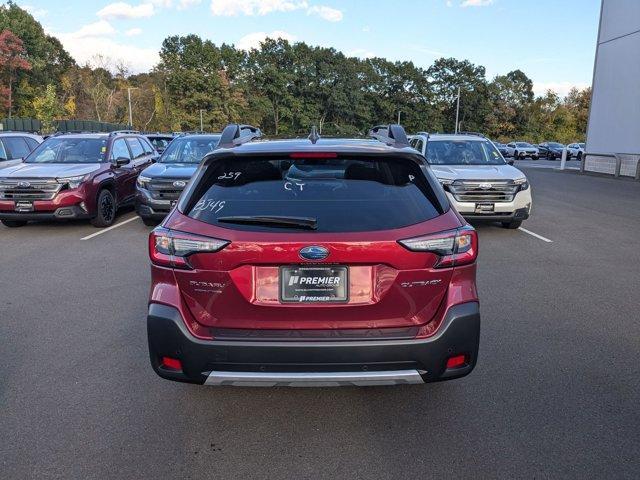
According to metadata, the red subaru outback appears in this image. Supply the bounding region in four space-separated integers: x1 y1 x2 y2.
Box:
147 124 480 386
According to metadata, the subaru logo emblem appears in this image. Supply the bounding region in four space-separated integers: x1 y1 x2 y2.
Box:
299 245 329 261
479 183 492 190
173 180 187 188
17 181 31 188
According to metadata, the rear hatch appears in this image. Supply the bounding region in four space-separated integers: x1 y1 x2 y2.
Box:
164 151 462 332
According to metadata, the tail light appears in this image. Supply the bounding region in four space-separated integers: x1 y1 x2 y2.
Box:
398 225 477 268
149 227 229 269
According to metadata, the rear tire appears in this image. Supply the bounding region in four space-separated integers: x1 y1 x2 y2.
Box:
513 150 519 159
577 152 582 161
532 155 539 160
501 220 522 229
1 219 27 228
91 189 116 228
141 216 158 227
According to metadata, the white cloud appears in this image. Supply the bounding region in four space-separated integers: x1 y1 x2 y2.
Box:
178 0 202 9
210 0 307 16
210 1 342 21
125 27 143 36
348 48 375 59
73 20 117 38
533 81 590 98
236 30 296 50
461 0 494 6
307 5 342 22
55 22 159 73
97 2 155 20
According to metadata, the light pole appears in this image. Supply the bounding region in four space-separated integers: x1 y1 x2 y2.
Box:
127 87 138 129
200 109 204 132
454 86 461 134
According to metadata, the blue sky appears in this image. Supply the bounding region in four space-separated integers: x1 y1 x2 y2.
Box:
19 0 601 96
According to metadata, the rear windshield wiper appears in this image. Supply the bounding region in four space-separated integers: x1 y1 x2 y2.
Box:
217 215 318 230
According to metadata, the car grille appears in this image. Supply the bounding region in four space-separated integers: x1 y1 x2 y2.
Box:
0 179 62 201
448 180 519 203
147 178 187 201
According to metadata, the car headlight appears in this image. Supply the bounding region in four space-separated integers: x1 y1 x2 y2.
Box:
137 175 152 189
513 177 529 191
438 179 454 186
57 175 87 189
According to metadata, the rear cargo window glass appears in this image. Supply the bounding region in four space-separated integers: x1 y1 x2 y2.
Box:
185 156 442 232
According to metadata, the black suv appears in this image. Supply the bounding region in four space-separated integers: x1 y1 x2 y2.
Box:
136 133 220 225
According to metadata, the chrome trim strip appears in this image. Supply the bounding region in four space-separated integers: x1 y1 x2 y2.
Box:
204 369 425 387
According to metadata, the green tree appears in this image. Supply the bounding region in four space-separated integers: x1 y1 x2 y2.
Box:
32 83 62 133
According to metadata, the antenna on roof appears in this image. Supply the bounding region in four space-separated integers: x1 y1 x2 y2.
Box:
308 125 320 144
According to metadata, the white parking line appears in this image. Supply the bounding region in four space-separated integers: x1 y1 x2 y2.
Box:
518 227 553 243
81 216 139 240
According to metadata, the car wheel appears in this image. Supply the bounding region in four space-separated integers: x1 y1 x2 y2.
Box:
141 216 158 227
91 189 116 228
1 219 27 228
577 152 582 161
501 220 522 229
532 155 539 160
513 151 518 159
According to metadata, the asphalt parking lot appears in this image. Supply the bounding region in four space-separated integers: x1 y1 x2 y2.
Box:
1 166 639 479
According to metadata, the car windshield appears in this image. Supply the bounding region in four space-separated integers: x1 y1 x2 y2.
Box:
160 136 220 164
185 156 443 232
25 137 107 164
426 140 505 166
148 137 173 150
516 142 532 147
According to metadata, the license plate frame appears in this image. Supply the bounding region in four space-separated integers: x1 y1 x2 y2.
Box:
15 201 34 212
279 265 349 303
474 202 495 214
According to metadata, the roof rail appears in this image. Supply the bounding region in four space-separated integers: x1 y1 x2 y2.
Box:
109 130 139 137
457 131 487 138
217 124 262 149
368 124 410 148
308 125 320 144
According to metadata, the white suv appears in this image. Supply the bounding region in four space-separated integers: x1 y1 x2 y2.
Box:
566 143 585 160
409 133 532 229
505 142 539 159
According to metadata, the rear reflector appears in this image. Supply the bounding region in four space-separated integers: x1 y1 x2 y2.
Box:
289 152 338 158
161 357 182 370
446 354 467 369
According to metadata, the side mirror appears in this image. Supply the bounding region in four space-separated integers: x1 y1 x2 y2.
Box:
115 157 130 167
508 160 515 166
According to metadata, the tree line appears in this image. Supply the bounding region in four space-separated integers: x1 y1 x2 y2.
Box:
0 2 589 143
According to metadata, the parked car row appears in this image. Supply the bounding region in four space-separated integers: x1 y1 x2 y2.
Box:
0 130 222 228
497 141 585 160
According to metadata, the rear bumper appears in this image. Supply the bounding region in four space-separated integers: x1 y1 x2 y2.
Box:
147 301 481 386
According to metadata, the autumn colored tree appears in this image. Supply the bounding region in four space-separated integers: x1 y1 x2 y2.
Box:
0 29 31 116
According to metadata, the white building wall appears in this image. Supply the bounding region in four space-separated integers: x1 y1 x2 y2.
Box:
585 0 640 177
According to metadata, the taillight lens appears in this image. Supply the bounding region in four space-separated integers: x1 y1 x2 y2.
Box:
398 225 477 268
149 227 229 269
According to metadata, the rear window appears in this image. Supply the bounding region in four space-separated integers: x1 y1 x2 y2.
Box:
185 156 444 233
